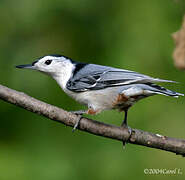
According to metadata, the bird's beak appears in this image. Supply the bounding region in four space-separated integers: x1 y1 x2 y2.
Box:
16 64 35 69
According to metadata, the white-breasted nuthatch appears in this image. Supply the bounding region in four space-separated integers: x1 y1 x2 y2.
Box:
16 54 184 135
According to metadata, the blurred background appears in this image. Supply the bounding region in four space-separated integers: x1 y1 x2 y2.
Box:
0 0 185 179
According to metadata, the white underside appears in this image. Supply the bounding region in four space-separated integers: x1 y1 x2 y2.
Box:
62 86 155 113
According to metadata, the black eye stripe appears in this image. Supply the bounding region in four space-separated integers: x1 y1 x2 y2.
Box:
45 60 52 65
32 60 38 66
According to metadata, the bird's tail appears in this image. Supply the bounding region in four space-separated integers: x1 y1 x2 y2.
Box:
147 83 184 98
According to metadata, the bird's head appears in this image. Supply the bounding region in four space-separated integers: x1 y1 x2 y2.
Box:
16 54 75 78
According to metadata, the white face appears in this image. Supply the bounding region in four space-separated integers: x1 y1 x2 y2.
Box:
16 55 75 89
33 56 70 75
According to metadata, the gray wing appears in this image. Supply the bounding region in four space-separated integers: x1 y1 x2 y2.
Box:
66 64 175 92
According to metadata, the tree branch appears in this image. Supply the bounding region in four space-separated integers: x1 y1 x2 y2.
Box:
0 84 185 156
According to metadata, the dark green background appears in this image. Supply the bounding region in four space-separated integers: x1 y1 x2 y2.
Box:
0 0 185 179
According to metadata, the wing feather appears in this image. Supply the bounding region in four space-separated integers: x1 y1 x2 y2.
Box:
66 64 176 92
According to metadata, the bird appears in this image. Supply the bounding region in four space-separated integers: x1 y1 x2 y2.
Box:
16 54 184 143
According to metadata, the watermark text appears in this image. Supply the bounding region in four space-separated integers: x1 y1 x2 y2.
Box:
144 168 182 175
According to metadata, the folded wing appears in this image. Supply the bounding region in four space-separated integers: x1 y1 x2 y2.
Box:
66 64 176 92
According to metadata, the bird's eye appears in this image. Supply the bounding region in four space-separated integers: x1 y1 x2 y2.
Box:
45 60 52 65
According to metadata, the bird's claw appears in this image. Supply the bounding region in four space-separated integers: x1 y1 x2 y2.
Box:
121 124 132 147
72 115 82 132
70 110 86 132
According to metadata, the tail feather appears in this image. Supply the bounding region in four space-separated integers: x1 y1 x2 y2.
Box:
153 78 178 83
147 83 184 98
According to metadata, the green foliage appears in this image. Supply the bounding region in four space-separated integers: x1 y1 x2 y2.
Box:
0 0 184 179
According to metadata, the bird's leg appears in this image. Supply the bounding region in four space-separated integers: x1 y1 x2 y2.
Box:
121 108 132 147
70 110 87 132
70 108 99 132
70 110 87 115
121 108 128 127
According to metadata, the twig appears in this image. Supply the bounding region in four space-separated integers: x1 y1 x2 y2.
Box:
0 84 185 156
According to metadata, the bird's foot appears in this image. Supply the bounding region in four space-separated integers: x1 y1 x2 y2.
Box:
121 124 132 148
70 110 87 132
72 115 82 132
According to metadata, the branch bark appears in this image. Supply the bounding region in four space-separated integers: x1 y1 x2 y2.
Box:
0 84 185 156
